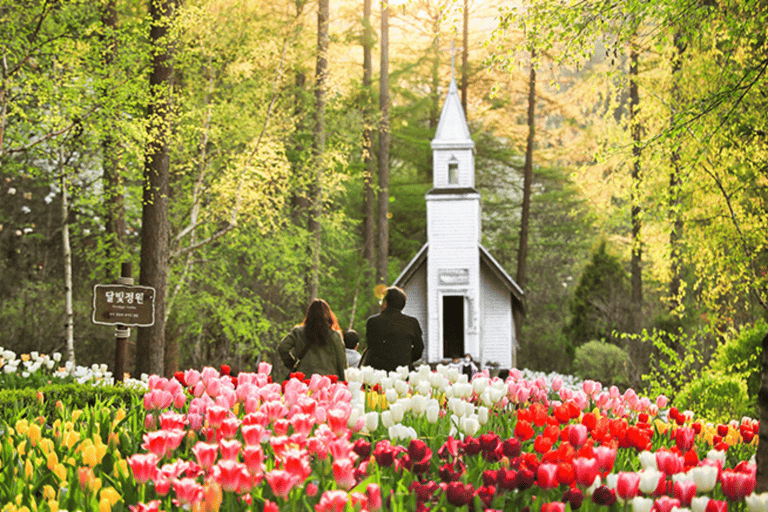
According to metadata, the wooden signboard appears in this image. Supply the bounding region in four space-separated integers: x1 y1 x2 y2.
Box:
92 284 156 327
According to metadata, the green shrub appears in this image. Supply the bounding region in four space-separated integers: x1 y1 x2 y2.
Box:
572 340 630 389
674 372 753 424
709 320 766 402
0 382 144 423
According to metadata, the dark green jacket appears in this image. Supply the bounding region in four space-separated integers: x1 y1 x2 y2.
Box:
277 325 347 380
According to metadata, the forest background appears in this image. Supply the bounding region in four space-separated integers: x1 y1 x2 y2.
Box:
0 0 766 402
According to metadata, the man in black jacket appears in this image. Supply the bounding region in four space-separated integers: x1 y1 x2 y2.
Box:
364 286 425 372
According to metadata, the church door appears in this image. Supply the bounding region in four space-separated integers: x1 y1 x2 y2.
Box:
442 295 465 359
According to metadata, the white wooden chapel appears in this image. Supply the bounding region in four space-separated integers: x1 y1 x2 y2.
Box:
393 78 525 371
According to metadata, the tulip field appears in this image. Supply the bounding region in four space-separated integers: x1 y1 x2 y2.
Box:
0 351 763 512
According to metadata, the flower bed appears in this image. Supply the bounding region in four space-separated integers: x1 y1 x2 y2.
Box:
0 353 762 512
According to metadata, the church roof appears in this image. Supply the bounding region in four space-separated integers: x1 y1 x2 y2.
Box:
431 79 474 150
393 243 525 314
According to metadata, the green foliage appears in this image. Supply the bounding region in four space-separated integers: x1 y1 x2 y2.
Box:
709 320 767 402
629 328 710 401
673 372 753 424
0 382 143 423
566 242 631 353
572 340 630 390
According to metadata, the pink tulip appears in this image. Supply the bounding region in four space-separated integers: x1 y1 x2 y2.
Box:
212 460 250 493
332 458 356 490
172 478 203 507
568 424 588 449
219 417 240 439
141 431 169 458
673 480 697 506
705 499 728 512
274 418 290 437
615 472 640 500
537 463 559 490
656 450 684 476
653 496 680 512
720 470 756 501
242 424 269 445
656 394 668 409
282 448 312 480
574 457 599 488
366 483 382 512
291 413 316 437
218 438 242 460
242 445 264 475
192 442 218 470
128 501 162 512
127 453 159 484
594 446 617 473
315 490 350 512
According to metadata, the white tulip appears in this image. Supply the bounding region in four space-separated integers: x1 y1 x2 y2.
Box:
690 465 718 493
638 469 663 495
345 367 362 382
428 372 444 388
463 400 476 417
461 415 480 436
638 451 658 470
394 379 409 396
446 367 460 382
380 377 394 390
362 366 376 385
381 410 394 428
426 403 440 424
472 377 489 395
386 388 398 404
389 402 405 423
416 380 431 396
477 406 489 425
632 497 654 512
411 394 428 416
690 497 710 512
745 492 768 512
365 411 379 432
706 449 726 465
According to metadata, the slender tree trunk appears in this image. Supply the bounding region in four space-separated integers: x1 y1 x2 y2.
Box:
629 41 643 333
362 0 376 275
669 32 685 311
101 0 125 280
136 0 174 377
460 0 469 112
757 332 768 491
514 49 535 338
376 0 390 285
308 0 329 301
61 170 75 364
429 17 440 130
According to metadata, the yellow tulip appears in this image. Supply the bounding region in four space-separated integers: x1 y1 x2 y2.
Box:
64 431 79 450
114 459 128 478
24 459 33 479
82 443 98 467
20 354 30 362
52 463 67 481
17 440 26 456
27 424 41 446
47 501 58 512
94 438 107 463
99 498 112 512
15 420 28 436
115 409 126 422
42 485 56 501
92 477 102 493
47 452 59 471
100 487 121 506
72 410 82 422
39 438 53 456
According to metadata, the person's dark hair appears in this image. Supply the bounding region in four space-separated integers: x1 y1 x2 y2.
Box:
383 286 407 311
343 330 360 350
303 299 340 346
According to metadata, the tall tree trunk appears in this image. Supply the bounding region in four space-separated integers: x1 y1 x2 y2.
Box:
136 0 174 378
308 0 329 301
376 0 390 285
362 0 376 276
669 32 685 312
757 332 768 492
429 17 440 130
101 0 125 281
460 0 469 112
61 170 75 364
629 41 643 333
514 49 535 340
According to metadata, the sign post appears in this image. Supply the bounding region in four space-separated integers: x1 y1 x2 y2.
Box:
92 262 155 382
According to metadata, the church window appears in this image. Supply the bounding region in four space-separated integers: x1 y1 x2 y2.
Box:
448 161 459 184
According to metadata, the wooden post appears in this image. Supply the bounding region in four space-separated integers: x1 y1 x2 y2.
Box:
114 261 132 382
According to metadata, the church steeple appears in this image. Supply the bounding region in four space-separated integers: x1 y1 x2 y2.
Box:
431 78 475 189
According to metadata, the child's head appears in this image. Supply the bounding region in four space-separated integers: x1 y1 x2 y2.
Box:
343 330 360 350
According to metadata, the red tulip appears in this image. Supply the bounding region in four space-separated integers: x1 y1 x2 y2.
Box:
366 484 382 512
568 424 588 449
562 487 584 510
556 462 575 486
591 485 616 506
541 503 566 512
717 424 729 437
476 485 496 508
720 470 756 501
497 467 518 491
502 438 522 458
534 435 554 454
445 482 474 506
705 499 728 512
373 440 398 467
410 480 438 502
438 436 460 459
656 450 684 476
515 420 535 441
315 490 349 512
593 445 616 473
353 438 372 460
675 427 696 453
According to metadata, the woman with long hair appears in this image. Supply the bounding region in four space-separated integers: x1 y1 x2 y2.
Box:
277 298 347 380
